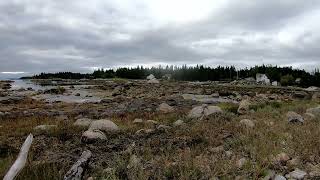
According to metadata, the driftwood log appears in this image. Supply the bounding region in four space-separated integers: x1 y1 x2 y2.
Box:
3 134 33 180
64 150 92 180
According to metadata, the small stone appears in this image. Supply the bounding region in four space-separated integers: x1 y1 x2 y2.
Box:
286 169 307 179
286 111 304 124
73 118 93 127
81 130 107 142
237 99 251 114
34 125 57 131
225 151 233 158
209 146 224 153
89 119 119 132
173 119 185 127
240 119 255 128
157 124 171 130
236 158 247 168
133 118 144 124
274 175 286 180
275 153 290 164
157 103 174 113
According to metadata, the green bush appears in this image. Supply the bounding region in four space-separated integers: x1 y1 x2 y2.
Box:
280 74 295 86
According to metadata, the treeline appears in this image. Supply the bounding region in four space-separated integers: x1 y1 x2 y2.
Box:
23 65 320 87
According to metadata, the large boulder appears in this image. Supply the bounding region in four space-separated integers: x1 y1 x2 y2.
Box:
146 74 155 80
157 103 174 113
286 111 304 124
81 130 107 142
73 118 93 127
237 100 251 115
89 119 119 132
188 104 222 119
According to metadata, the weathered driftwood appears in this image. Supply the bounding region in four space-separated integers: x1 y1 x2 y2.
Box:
64 150 92 180
4 134 33 180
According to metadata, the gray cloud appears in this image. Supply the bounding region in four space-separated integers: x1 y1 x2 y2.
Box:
0 0 320 78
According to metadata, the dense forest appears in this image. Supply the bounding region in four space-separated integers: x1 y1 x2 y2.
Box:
22 65 320 87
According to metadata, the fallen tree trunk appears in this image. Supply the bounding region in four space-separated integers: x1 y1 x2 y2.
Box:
64 150 92 180
4 134 33 180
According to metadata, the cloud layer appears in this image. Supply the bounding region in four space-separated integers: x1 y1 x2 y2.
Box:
1 0 320 77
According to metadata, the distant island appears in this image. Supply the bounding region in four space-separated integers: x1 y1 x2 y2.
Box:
21 65 320 87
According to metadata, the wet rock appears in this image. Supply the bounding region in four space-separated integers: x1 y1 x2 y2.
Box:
73 118 93 127
239 119 255 128
286 111 304 124
89 119 119 132
34 125 57 131
81 130 106 142
157 103 174 113
286 169 307 179
237 99 251 114
209 146 224 153
188 104 222 119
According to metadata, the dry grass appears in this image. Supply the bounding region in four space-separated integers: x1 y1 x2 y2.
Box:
0 99 320 179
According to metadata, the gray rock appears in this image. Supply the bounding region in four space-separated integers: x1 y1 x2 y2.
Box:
81 130 107 142
274 175 286 180
89 119 119 132
147 79 159 84
157 103 174 113
306 106 320 116
236 158 247 169
286 111 304 123
188 104 222 119
34 125 57 131
73 118 93 127
56 115 69 121
286 169 307 179
240 119 255 128
157 124 171 130
133 118 144 124
173 119 185 127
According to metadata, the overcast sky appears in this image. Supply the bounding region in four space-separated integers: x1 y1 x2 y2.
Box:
1 0 320 78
